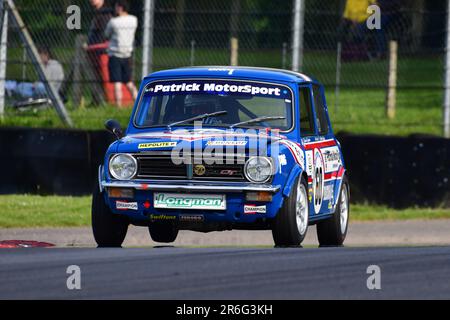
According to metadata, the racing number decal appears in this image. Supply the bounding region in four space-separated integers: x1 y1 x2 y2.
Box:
313 149 324 214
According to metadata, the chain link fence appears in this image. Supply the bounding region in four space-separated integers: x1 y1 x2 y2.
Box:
0 0 448 135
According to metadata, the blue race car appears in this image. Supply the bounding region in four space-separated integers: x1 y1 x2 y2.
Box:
93 67 349 247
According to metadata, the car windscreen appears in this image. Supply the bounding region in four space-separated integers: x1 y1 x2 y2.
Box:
134 79 293 131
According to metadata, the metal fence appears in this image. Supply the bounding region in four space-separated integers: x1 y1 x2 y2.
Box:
0 0 449 136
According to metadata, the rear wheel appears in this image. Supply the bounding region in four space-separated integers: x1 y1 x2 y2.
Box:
316 177 349 246
272 176 309 247
148 221 179 243
92 183 129 247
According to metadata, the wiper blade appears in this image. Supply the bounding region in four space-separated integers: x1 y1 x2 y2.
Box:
167 110 228 130
229 116 286 128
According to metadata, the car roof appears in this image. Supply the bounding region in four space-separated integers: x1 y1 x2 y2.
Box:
144 66 318 84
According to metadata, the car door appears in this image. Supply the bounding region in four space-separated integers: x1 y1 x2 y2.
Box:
300 84 337 216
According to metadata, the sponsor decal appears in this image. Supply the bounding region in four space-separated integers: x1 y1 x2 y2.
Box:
244 205 267 214
323 184 334 201
154 193 226 210
278 154 287 173
322 146 342 173
206 140 247 146
281 140 305 169
208 67 235 75
116 201 138 211
145 80 285 97
219 169 239 176
313 148 325 214
305 150 314 176
138 142 177 149
150 214 176 221
193 164 206 176
278 154 287 166
179 214 204 222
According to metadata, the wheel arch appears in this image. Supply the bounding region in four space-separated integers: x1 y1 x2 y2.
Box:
282 164 308 197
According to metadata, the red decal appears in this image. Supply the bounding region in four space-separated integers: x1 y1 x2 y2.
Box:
304 140 336 150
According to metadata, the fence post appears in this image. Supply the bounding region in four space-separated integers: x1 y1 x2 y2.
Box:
190 40 196 66
142 0 155 77
291 0 305 72
335 42 342 112
386 40 398 119
0 2 7 118
282 42 287 69
72 35 85 108
230 37 238 66
444 0 450 138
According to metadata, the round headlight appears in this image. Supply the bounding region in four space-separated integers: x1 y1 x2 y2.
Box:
244 156 273 183
109 154 137 180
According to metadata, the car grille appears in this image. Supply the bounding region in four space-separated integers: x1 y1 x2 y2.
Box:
134 152 246 181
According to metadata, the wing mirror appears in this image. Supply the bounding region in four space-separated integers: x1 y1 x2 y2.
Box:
105 119 124 140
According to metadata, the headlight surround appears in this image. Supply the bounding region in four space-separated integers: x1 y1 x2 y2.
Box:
109 154 137 180
244 156 273 183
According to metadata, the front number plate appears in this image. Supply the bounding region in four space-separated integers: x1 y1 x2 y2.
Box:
153 193 226 210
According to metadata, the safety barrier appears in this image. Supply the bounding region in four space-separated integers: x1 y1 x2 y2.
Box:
0 128 448 208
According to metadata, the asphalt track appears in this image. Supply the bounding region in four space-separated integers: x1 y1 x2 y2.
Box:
1 246 450 299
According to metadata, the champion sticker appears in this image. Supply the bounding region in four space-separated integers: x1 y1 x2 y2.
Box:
138 142 177 149
116 201 138 211
244 205 267 214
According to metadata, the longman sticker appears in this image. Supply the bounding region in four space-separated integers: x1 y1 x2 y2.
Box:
138 142 177 149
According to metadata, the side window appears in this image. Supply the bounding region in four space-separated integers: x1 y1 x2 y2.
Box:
312 85 329 135
299 87 315 136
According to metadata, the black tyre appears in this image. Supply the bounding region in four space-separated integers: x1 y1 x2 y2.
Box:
148 221 179 243
272 176 309 247
316 176 350 246
91 183 129 247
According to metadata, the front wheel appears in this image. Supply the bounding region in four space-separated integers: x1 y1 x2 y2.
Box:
316 177 350 246
92 183 129 247
272 176 309 247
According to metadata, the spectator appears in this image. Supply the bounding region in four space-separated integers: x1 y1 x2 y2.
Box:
5 46 64 99
104 0 138 107
86 0 113 105
88 0 113 50
339 0 377 61
37 46 65 93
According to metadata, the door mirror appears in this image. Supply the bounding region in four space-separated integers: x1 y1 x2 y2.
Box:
105 119 124 140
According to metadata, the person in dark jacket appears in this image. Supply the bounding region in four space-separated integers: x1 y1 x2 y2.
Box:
85 0 113 105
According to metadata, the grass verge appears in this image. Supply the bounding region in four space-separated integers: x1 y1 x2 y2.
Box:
0 195 449 228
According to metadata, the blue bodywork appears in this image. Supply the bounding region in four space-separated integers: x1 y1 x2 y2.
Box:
99 67 347 230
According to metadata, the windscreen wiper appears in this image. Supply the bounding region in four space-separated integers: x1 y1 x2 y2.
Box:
167 110 228 130
229 116 286 129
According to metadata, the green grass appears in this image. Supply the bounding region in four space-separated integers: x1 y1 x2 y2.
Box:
0 195 91 228
0 87 443 136
3 48 444 136
351 204 450 221
0 195 449 228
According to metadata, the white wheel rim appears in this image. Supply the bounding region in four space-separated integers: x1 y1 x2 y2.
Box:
296 183 308 236
340 186 349 235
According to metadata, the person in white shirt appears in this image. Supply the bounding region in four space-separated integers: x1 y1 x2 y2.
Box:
5 46 64 99
104 0 138 107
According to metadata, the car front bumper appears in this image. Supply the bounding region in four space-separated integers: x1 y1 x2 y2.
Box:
100 180 281 193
